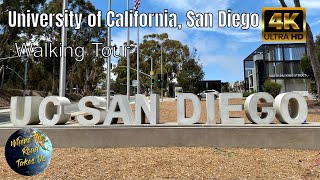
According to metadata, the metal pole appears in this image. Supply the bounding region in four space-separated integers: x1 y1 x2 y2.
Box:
59 0 68 98
161 42 163 101
151 57 153 95
1 64 4 87
59 0 68 97
126 0 130 99
106 0 111 109
136 5 140 94
23 59 28 97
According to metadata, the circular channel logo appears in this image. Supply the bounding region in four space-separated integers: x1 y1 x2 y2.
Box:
5 128 53 176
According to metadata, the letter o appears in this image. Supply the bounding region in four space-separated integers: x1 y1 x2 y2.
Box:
88 14 97 27
274 92 308 124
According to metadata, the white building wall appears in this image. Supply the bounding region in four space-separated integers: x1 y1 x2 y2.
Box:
273 78 311 96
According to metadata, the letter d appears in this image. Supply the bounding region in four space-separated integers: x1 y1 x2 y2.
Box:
177 93 201 125
218 10 227 27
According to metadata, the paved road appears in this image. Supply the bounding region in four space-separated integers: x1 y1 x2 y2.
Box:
0 111 10 124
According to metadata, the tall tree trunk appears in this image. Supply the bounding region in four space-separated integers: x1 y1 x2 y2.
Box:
279 0 320 101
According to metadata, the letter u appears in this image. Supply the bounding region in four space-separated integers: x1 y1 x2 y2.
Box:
10 97 44 126
8 11 16 27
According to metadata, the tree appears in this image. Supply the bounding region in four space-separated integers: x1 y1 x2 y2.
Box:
113 33 191 94
0 0 46 88
301 41 320 97
222 83 230 92
278 0 320 101
29 0 106 95
263 79 282 98
0 0 107 95
177 49 204 94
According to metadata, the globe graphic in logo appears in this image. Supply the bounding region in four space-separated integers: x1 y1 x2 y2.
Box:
5 128 53 176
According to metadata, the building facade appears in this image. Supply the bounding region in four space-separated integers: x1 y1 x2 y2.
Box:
243 43 311 96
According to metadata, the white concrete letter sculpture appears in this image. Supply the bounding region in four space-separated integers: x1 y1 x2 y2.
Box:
219 93 244 124
206 93 216 124
104 95 134 125
78 96 107 125
9 92 308 126
135 94 159 125
39 96 71 126
177 93 201 125
244 92 275 124
274 92 308 124
10 96 44 126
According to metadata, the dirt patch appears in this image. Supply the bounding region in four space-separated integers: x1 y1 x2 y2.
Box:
1 147 320 179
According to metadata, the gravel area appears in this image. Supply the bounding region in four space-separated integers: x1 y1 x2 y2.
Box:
0 99 319 179
1 147 320 179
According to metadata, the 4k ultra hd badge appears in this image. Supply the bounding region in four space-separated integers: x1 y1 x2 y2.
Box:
5 128 53 176
262 7 306 42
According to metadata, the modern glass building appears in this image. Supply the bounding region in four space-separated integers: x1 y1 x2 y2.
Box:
243 43 311 95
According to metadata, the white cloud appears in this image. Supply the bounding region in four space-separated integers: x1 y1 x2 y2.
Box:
200 54 244 81
151 0 263 43
311 20 320 26
298 0 320 9
269 0 320 10
153 0 230 14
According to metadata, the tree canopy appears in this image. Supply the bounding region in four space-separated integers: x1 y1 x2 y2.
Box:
113 33 204 95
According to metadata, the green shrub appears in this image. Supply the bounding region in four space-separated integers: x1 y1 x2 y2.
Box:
263 79 282 97
310 83 318 98
243 92 254 97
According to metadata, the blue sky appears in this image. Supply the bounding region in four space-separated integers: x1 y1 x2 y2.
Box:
90 0 320 83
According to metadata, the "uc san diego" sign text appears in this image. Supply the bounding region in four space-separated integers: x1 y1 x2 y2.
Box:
10 92 308 126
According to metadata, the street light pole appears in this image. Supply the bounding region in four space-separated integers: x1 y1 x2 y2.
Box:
106 0 111 109
126 0 130 100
